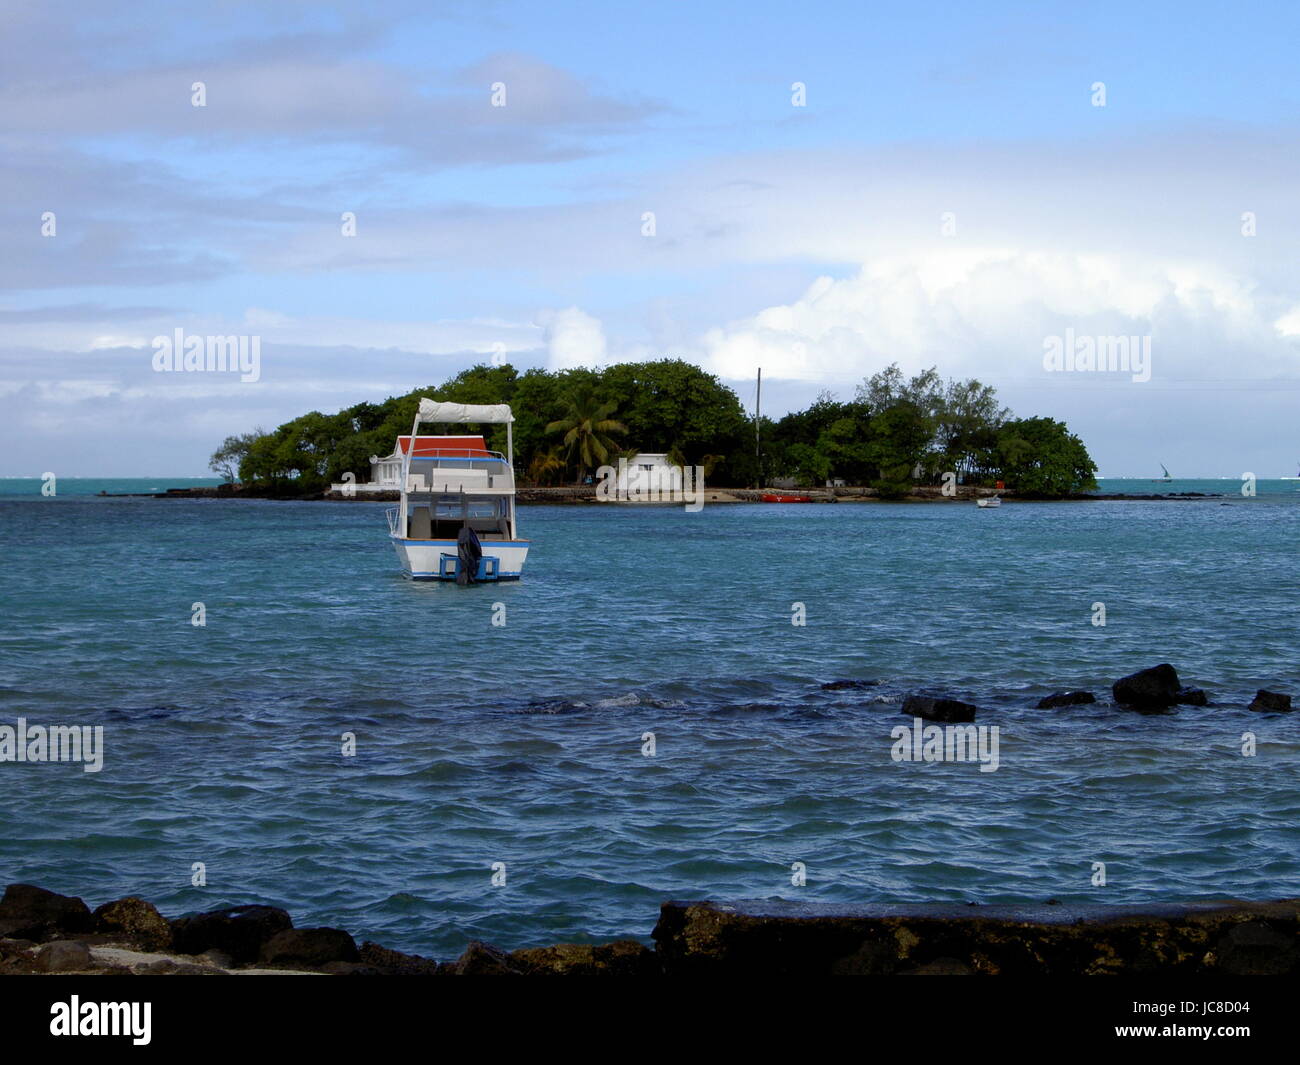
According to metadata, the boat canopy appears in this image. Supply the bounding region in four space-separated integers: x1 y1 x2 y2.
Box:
417 400 514 424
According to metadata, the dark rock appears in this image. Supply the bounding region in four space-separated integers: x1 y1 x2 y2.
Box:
900 956 974 975
0 884 93 940
902 694 976 723
259 927 359 968
1249 689 1292 712
1175 687 1209 706
93 896 172 951
1213 920 1297 975
653 898 1300 976
170 904 292 963
452 940 525 975
511 940 658 976
821 679 879 691
358 941 441 975
1112 663 1181 708
35 940 93 973
1036 690 1096 709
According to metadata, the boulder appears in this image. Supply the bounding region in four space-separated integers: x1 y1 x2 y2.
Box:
510 939 658 976
1112 664 1181 708
901 695 976 723
1174 688 1209 706
0 884 93 940
93 896 172 952
358 941 441 975
35 940 93 973
1249 690 1292 713
1036 690 1095 709
259 927 359 968
170 904 292 963
821 680 879 691
451 940 525 975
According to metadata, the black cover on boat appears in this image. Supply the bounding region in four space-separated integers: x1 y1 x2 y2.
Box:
456 524 482 586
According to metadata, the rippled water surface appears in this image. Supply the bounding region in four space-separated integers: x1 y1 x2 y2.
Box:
1 481 1298 956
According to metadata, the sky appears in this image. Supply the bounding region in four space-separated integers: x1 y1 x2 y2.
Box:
2 0 1299 477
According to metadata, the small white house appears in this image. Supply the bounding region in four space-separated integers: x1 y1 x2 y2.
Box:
616 453 677 495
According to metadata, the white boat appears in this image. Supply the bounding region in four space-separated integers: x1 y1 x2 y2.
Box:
386 400 528 582
976 495 1001 508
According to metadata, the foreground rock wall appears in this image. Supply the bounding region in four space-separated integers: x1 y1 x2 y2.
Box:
4 884 1298 975
652 899 1300 975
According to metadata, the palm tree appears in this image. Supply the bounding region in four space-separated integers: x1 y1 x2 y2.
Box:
528 446 565 486
546 388 627 484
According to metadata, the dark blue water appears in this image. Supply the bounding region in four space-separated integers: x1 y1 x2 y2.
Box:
1 482 1297 957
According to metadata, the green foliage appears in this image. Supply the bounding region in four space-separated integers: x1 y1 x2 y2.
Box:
225 357 1096 496
995 417 1099 497
545 385 627 483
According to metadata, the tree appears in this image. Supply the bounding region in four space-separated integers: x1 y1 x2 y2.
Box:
209 430 264 482
545 387 627 483
995 417 1098 497
527 446 565 486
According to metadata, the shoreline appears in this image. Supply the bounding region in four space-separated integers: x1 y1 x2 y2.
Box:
85 484 1226 504
4 884 1297 975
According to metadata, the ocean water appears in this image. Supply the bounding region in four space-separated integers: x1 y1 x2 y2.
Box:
1 479 1298 957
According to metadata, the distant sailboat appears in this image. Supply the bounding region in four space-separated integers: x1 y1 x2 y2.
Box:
1153 463 1172 483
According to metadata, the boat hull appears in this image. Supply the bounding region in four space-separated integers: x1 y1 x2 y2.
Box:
391 536 529 581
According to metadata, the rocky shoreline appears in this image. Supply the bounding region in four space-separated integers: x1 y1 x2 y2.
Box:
4 884 1298 976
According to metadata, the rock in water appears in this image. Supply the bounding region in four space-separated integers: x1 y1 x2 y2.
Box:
1112 664 1181 708
1036 691 1095 709
170 904 292 963
94 896 173 952
901 695 976 723
0 884 93 940
1174 688 1209 706
1249 690 1293 712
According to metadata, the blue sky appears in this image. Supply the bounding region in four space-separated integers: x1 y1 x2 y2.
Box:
3 0 1300 475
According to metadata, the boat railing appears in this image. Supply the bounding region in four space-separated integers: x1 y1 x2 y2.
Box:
385 506 401 536
406 449 508 464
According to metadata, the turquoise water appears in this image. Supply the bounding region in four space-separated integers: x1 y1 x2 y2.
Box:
1 480 1298 957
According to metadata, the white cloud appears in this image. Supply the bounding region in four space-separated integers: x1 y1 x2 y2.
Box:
700 250 1299 386
538 306 607 370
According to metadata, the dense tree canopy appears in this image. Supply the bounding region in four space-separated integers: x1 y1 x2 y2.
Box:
224 358 1097 498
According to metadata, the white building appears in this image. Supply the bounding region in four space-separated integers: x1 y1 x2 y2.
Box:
616 453 677 495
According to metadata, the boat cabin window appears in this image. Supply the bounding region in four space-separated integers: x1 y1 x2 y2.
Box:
406 495 510 540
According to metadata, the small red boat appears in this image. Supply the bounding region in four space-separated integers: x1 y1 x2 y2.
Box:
761 493 813 503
